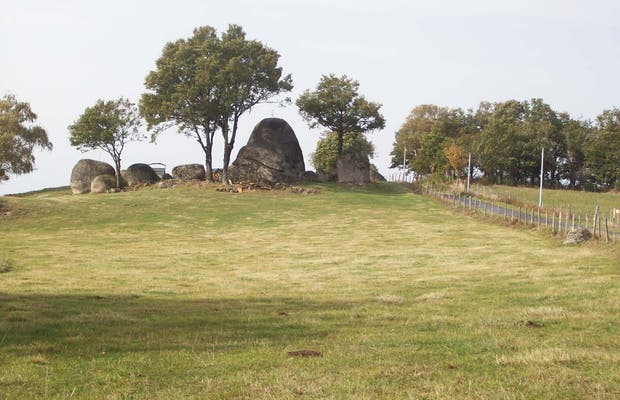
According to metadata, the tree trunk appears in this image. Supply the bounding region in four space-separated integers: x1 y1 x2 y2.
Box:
222 143 233 184
205 153 213 182
114 158 122 189
337 131 344 156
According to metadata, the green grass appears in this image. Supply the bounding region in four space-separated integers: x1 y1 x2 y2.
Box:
1 183 618 399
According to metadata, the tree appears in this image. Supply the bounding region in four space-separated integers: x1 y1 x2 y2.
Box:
69 98 143 188
141 25 292 183
215 25 293 183
0 94 52 181
443 142 468 179
559 114 590 189
586 108 620 189
312 132 374 174
296 75 385 158
390 104 475 178
141 26 221 181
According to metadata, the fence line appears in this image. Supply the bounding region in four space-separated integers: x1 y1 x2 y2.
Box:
418 185 618 245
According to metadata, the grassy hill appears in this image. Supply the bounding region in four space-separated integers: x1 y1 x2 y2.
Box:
0 183 618 399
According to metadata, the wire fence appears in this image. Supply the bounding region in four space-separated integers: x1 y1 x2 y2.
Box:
418 184 619 245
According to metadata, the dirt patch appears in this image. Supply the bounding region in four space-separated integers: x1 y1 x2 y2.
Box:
518 320 544 328
287 350 322 357
217 182 319 195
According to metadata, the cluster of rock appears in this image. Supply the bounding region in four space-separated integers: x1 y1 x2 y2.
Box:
70 160 208 194
71 117 384 194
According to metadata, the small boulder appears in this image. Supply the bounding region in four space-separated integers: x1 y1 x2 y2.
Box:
122 163 160 187
70 159 116 194
337 150 370 184
90 174 117 194
161 173 173 180
316 170 337 182
301 171 318 182
229 118 305 184
172 164 206 181
563 227 593 245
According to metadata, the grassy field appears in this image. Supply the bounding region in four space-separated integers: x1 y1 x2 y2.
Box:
0 183 618 399
468 184 620 216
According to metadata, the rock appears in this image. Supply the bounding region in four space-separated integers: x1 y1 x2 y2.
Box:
122 163 160 187
229 118 305 184
90 174 117 194
157 179 179 189
316 170 337 182
70 159 116 194
563 227 593 245
171 164 205 181
161 173 173 180
301 171 318 182
337 150 370 184
370 164 386 182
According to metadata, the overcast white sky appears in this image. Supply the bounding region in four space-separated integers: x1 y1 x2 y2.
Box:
1 0 619 195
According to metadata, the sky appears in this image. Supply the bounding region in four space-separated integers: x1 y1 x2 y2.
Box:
1 0 619 195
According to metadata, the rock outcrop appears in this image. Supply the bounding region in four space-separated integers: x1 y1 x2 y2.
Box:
70 159 116 194
172 164 205 181
229 118 305 184
90 174 117 194
122 163 160 187
336 150 370 184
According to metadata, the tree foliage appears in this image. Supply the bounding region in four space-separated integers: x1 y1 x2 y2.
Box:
312 132 374 174
586 108 620 190
69 98 143 188
392 99 618 190
141 25 292 182
297 75 385 157
0 94 52 181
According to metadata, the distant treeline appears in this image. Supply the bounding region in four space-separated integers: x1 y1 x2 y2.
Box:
391 99 620 191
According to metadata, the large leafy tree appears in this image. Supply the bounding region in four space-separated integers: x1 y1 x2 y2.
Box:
141 25 292 183
215 25 293 183
141 26 221 181
586 108 620 189
390 104 476 178
297 75 385 158
0 94 52 181
69 98 144 188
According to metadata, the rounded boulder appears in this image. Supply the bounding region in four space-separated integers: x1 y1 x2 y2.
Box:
172 164 206 181
70 159 116 194
229 118 305 184
90 174 117 194
122 163 160 187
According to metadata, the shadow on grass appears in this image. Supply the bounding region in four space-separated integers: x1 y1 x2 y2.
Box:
0 293 358 357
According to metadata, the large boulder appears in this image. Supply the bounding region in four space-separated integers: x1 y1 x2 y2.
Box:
229 118 305 184
70 159 116 194
122 163 160 187
337 150 370 184
90 174 117 194
172 164 205 181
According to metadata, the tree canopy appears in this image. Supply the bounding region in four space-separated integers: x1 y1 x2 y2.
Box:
69 98 143 188
296 75 385 157
0 94 52 182
392 99 619 190
141 24 292 182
